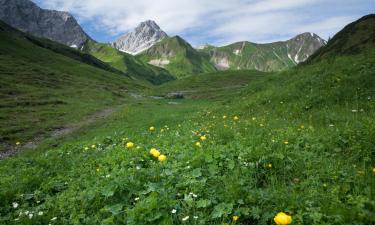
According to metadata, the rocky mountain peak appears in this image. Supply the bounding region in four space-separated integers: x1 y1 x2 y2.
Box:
112 20 168 55
0 0 91 48
286 32 326 64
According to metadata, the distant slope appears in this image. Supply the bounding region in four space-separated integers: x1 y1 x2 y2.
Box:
307 14 375 63
199 33 325 72
83 40 175 85
156 70 267 99
0 0 91 47
137 36 217 78
0 20 145 151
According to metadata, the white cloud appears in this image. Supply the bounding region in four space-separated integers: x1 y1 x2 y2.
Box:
33 0 372 45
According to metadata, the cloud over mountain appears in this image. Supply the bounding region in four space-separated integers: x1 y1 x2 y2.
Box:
34 0 373 45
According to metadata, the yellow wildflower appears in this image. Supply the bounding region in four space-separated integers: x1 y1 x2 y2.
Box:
372 168 375 173
126 142 135 148
274 212 292 225
223 115 227 119
233 116 239 121
268 163 272 168
150 148 161 158
91 144 96 149
158 154 167 162
149 126 155 131
195 142 202 147
300 125 305 129
84 147 89 151
16 141 21 145
284 141 289 145
233 215 239 222
200 135 207 141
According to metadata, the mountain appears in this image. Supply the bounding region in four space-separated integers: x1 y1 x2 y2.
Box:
0 20 145 150
199 33 326 72
83 40 175 85
0 0 91 48
112 20 168 55
307 14 375 63
136 36 217 78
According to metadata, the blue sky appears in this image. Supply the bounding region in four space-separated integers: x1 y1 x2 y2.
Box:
34 0 374 46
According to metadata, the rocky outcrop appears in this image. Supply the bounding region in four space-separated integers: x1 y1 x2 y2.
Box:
0 0 91 47
112 20 168 55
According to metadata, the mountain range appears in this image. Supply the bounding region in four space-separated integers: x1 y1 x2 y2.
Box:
0 0 327 82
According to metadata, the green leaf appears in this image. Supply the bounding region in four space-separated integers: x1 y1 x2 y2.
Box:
191 168 202 178
211 203 233 219
105 204 123 215
196 199 211 208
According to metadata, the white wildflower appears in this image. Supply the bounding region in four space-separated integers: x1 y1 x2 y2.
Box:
182 216 189 221
51 217 57 221
12 202 19 208
28 213 33 219
38 211 43 216
171 209 177 214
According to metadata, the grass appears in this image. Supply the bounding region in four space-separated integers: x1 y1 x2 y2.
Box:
0 21 145 151
137 36 217 78
83 41 175 85
0 14 375 225
0 50 374 224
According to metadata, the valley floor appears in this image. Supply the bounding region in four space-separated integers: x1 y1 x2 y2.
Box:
0 53 375 225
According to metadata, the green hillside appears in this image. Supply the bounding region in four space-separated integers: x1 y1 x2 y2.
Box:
0 15 374 225
137 36 217 78
0 20 145 152
307 14 375 62
155 70 268 99
199 33 325 72
83 41 175 85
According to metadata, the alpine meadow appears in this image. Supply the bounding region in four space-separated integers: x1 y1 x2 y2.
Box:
0 0 374 225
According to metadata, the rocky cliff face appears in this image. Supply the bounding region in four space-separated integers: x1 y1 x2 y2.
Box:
0 0 91 47
112 20 168 55
286 32 327 64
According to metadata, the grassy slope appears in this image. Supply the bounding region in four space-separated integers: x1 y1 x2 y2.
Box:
0 21 145 151
201 41 296 71
154 70 269 99
307 14 375 62
137 36 217 78
83 40 175 85
0 15 374 225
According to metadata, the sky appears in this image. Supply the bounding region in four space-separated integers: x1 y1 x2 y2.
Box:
33 0 374 46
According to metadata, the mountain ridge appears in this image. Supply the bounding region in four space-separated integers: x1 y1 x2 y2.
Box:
0 0 91 47
198 32 326 72
112 20 168 55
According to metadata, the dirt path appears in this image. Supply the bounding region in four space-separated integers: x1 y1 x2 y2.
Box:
0 107 119 160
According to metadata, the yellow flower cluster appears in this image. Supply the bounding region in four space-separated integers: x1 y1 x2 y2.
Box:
274 212 292 225
126 142 135 148
150 148 167 162
149 126 155 131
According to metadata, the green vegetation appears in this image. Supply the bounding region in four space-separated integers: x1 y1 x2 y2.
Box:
137 36 217 78
83 40 175 85
0 21 145 152
0 14 375 225
200 41 296 71
307 14 375 63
